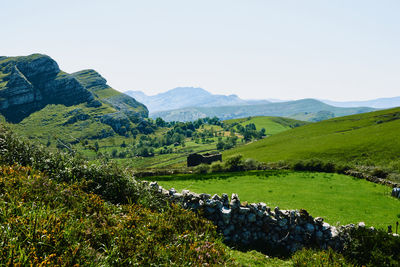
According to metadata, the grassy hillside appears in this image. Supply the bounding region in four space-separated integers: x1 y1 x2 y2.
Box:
1 54 149 147
223 107 400 179
224 116 309 135
155 171 400 229
11 71 148 142
150 98 375 122
1 115 396 266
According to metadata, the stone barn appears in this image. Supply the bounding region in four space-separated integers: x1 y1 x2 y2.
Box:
187 153 222 167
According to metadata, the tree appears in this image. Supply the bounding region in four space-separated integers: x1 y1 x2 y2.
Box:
216 140 225 150
156 117 166 127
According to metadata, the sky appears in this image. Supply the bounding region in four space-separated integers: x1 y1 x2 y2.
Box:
2 0 400 101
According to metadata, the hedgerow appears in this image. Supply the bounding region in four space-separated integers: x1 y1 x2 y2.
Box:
0 124 146 205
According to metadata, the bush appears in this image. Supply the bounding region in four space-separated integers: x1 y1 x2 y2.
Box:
194 163 210 174
292 248 353 266
210 161 224 172
243 158 260 170
342 226 400 266
292 159 338 173
224 154 244 171
371 167 389 178
0 125 141 204
0 165 232 266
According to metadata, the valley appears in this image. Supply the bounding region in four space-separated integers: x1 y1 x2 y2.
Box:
4 1 400 265
1 54 399 266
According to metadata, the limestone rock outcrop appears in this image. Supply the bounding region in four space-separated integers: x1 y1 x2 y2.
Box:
0 54 93 122
0 54 149 138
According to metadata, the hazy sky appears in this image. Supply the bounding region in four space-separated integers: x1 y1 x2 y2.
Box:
2 0 400 101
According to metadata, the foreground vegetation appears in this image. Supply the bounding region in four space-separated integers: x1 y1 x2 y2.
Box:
155 171 400 229
0 165 232 265
224 107 400 182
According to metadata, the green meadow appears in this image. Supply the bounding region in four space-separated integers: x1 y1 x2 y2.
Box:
224 116 309 135
155 170 400 229
223 108 400 178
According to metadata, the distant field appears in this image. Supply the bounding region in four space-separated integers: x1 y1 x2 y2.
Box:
154 170 400 229
223 107 400 175
116 116 308 169
115 140 220 169
224 116 309 135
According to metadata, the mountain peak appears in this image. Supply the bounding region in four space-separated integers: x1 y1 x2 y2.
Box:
72 69 107 90
163 87 211 96
125 87 248 112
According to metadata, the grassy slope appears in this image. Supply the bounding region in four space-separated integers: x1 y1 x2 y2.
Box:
1 55 147 145
223 107 400 171
155 171 400 229
224 116 309 135
12 103 114 143
9 80 147 147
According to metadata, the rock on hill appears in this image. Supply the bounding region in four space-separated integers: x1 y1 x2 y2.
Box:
0 54 95 123
0 54 149 139
125 87 269 113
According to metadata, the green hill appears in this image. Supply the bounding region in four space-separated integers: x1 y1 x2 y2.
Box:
0 54 150 145
224 116 309 135
223 107 400 178
150 98 376 122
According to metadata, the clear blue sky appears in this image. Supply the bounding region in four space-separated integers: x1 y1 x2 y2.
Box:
2 0 400 101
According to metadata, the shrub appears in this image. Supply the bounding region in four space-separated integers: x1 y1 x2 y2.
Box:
0 125 141 204
371 167 389 178
292 248 353 266
0 165 232 266
224 154 244 171
210 161 224 172
335 163 351 174
292 159 338 173
243 158 260 170
194 163 210 174
342 226 400 266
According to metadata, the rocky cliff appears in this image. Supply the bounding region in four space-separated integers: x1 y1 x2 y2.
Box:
0 54 94 123
0 54 149 138
72 69 149 135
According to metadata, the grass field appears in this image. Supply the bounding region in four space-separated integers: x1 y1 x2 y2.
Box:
154 170 400 229
120 116 309 169
223 107 400 177
224 116 309 135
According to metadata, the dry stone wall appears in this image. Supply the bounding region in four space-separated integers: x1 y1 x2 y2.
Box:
144 181 363 254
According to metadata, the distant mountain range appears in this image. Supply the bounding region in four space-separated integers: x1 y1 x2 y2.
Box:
320 97 400 109
124 87 270 113
126 88 379 122
150 99 375 122
126 88 400 114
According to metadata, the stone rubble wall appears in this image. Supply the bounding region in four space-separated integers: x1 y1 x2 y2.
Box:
144 181 363 254
345 170 399 188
